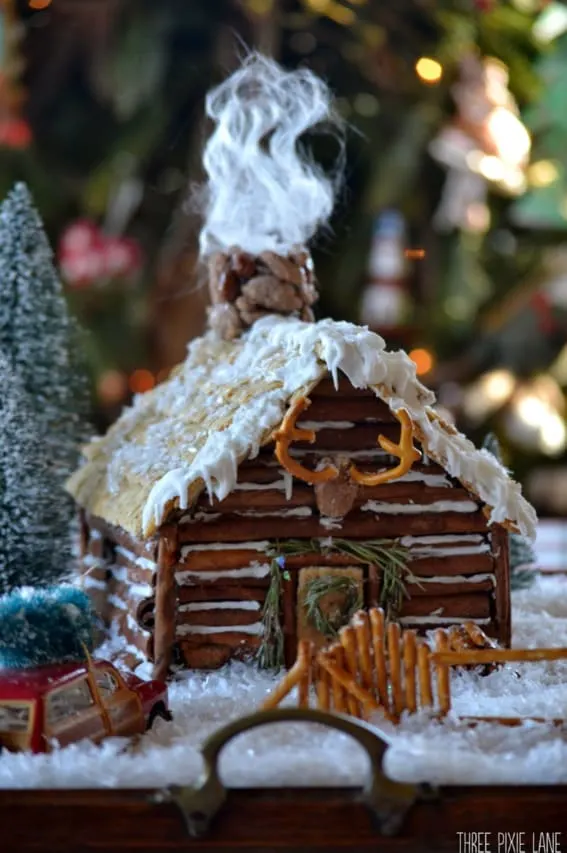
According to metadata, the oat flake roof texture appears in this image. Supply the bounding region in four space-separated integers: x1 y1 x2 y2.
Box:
66 316 537 541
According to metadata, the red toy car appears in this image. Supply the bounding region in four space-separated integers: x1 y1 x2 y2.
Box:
0 659 170 753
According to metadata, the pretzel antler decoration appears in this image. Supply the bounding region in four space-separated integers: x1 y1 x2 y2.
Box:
273 397 338 484
349 408 421 486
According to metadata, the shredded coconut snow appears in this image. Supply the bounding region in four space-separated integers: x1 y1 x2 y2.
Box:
140 316 536 539
1 575 567 789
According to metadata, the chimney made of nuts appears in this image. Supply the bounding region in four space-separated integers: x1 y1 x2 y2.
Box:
206 246 319 341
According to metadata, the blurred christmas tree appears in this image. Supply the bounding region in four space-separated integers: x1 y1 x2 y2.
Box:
3 0 567 512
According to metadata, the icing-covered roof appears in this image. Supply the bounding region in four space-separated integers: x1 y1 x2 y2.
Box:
66 316 537 541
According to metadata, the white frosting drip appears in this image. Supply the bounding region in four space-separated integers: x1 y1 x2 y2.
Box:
176 561 271 584
181 540 270 554
234 507 311 518
396 471 451 487
407 574 495 585
126 614 151 636
81 576 106 591
179 601 260 612
283 471 293 500
83 554 105 569
127 582 153 599
362 499 478 515
180 512 223 524
319 516 343 531
114 546 157 572
130 315 535 539
401 534 485 546
233 479 287 491
400 616 491 626
110 564 128 582
296 420 354 430
176 623 263 636
107 594 128 611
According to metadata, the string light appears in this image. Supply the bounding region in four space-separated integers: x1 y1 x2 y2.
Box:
409 348 434 375
289 32 317 54
245 0 273 13
129 369 155 395
304 0 331 12
353 93 379 117
415 57 443 84
97 370 128 406
463 370 516 423
404 248 426 260
29 0 52 8
528 160 559 188
326 2 355 25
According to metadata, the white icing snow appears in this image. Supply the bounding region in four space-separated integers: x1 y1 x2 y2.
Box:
176 623 263 636
362 499 478 515
3 575 567 788
176 562 271 584
179 601 260 612
138 316 536 540
90 529 103 541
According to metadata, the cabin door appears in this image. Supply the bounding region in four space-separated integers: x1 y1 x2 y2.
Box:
295 566 364 650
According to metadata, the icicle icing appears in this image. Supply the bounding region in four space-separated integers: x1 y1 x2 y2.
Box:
130 315 537 540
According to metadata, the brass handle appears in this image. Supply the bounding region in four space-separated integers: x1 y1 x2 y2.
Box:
154 707 430 838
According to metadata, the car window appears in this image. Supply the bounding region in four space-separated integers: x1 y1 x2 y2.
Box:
0 702 33 733
95 670 119 697
46 677 95 726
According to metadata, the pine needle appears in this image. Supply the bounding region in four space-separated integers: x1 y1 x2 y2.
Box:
257 537 412 666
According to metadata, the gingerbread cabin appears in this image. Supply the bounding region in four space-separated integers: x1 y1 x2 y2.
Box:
67 313 536 678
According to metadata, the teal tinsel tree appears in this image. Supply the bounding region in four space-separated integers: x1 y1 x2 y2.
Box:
0 587 94 668
482 433 537 590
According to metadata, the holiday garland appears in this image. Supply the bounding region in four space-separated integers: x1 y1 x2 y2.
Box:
257 538 413 669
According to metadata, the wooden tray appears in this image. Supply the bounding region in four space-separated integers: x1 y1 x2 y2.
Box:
1 709 566 853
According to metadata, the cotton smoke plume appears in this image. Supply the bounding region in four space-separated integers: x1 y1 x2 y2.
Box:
198 53 344 257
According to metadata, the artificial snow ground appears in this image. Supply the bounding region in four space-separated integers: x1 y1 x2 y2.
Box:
2 574 567 789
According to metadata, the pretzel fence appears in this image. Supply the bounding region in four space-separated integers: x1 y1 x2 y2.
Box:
261 608 567 726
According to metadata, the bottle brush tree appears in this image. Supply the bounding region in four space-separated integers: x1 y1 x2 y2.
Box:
0 184 92 588
482 433 537 590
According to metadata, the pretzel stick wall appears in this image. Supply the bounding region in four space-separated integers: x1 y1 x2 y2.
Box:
260 606 567 726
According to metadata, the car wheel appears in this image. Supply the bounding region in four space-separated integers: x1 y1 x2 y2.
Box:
146 702 172 730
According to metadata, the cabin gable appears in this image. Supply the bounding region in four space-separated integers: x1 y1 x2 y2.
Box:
77 370 509 674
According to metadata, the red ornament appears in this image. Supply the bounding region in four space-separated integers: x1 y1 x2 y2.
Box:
0 116 32 149
474 0 494 10
58 220 142 287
